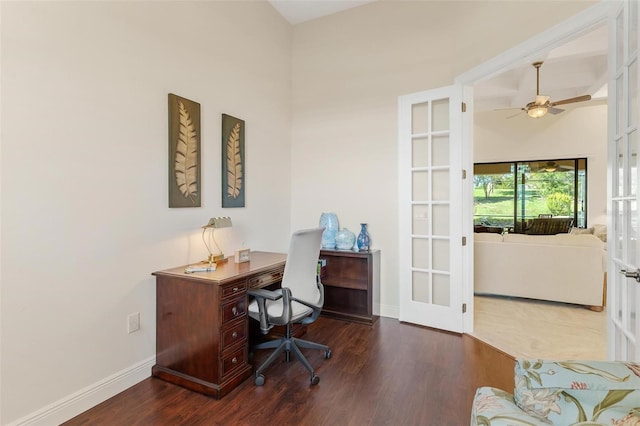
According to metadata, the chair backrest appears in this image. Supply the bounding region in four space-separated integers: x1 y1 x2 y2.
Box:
281 228 324 303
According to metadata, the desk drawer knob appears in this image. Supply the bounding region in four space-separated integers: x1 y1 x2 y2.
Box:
232 357 238 364
233 287 239 292
232 331 238 339
232 306 239 316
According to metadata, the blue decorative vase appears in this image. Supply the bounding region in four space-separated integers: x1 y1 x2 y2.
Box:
357 223 371 252
335 228 356 250
319 212 339 249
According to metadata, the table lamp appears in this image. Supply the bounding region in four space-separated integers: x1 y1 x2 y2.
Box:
202 216 232 265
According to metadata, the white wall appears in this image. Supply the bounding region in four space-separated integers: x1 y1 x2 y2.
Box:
474 101 608 225
289 0 597 318
1 2 291 424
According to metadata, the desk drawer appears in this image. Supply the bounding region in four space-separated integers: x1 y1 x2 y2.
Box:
248 269 284 288
221 319 247 351
221 346 246 378
221 281 247 300
222 297 246 323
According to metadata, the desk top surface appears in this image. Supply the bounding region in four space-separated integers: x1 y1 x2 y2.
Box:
153 251 287 284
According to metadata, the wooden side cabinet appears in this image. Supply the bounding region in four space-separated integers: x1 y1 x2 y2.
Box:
318 249 380 325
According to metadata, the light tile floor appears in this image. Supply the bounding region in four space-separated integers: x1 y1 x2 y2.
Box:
471 295 607 360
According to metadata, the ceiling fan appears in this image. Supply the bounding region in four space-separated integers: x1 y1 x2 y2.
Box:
510 61 592 119
533 161 575 172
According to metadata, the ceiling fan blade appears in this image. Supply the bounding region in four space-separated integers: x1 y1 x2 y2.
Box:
506 110 524 119
548 107 564 115
551 95 592 106
494 106 523 111
535 95 549 105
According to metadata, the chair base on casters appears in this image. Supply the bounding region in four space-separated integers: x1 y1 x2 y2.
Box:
253 324 331 386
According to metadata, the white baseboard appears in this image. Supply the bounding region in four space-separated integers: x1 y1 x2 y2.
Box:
379 303 399 319
8 356 155 426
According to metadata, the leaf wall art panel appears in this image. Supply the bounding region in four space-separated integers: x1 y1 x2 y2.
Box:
221 114 245 208
168 93 201 207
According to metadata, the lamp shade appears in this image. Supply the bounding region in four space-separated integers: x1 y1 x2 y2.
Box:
203 216 232 229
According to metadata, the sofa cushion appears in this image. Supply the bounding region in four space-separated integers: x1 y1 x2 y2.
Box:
570 226 594 235
474 232 503 242
502 233 604 248
514 359 640 424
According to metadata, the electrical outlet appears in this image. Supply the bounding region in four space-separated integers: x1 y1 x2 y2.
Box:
127 312 140 334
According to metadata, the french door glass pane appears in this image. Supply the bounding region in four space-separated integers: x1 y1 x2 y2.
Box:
432 135 449 166
432 204 450 236
629 200 638 263
412 271 429 303
630 59 638 127
411 102 429 134
629 282 637 335
631 130 638 196
618 137 625 196
431 99 449 131
412 238 429 269
432 170 449 201
630 0 638 55
412 171 428 201
432 239 450 270
412 137 429 167
412 205 428 235
617 10 624 70
618 74 624 135
616 274 624 322
432 274 450 306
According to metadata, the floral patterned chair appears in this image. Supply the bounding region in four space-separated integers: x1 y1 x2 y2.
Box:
471 359 640 425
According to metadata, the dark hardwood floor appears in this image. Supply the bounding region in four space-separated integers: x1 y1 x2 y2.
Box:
64 317 514 425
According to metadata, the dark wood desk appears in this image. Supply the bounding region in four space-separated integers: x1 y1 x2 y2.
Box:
152 251 286 398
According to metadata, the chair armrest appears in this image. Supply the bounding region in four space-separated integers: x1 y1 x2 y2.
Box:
248 288 282 301
248 288 285 334
293 280 325 325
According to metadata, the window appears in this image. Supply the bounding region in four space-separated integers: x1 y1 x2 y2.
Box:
473 158 587 231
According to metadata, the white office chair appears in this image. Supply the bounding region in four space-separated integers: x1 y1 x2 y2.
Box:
247 227 331 386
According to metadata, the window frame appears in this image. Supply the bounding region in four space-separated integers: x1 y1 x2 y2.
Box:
473 158 588 231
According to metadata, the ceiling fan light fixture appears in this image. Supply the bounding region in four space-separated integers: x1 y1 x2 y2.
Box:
527 105 548 118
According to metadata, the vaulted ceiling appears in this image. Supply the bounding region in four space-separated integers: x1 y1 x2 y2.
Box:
269 1 608 115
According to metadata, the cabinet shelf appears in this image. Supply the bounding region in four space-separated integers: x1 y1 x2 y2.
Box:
318 249 380 325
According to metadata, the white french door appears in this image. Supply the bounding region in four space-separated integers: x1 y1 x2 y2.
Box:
608 0 640 361
398 85 469 333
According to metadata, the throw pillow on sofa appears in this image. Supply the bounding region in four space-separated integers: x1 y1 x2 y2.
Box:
592 224 607 242
570 226 594 235
514 359 640 424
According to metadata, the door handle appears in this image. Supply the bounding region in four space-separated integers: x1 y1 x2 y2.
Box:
620 268 640 282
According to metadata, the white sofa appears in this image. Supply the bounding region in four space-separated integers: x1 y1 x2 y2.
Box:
474 232 607 310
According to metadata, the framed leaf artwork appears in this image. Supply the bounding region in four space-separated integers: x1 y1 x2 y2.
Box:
168 94 201 207
221 114 245 208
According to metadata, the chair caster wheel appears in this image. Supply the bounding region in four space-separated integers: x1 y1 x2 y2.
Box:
325 349 332 359
255 374 265 386
310 374 320 385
